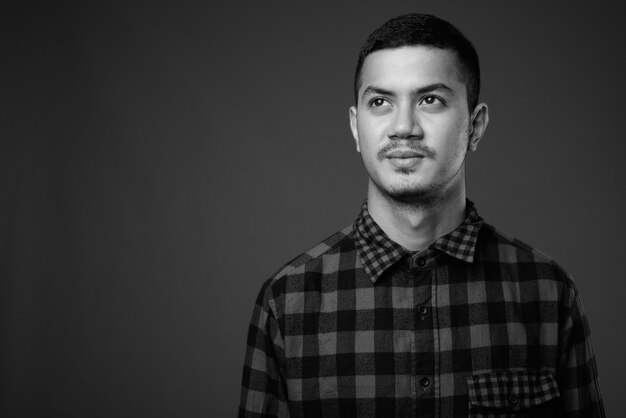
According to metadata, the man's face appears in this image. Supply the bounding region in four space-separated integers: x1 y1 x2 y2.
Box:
350 46 478 203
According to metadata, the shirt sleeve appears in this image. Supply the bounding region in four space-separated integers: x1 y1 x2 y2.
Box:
239 280 289 417
557 284 605 417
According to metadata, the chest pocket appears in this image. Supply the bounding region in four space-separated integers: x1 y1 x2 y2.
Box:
466 370 559 417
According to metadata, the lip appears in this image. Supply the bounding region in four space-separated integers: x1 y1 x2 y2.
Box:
387 155 424 169
386 150 424 159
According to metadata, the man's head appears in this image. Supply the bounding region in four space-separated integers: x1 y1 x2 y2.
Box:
349 14 489 205
354 13 480 112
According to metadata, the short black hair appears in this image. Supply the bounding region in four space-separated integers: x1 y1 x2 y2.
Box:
354 13 480 110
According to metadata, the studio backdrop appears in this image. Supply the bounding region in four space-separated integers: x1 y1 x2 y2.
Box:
2 2 625 417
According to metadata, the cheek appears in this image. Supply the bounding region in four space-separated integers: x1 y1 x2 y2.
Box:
356 120 381 153
359 141 377 164
439 119 469 156
357 115 386 139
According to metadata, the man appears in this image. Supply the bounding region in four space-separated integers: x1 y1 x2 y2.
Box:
239 13 604 417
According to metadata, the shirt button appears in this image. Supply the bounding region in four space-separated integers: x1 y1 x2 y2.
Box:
507 394 519 405
418 306 429 317
420 377 430 388
417 258 426 267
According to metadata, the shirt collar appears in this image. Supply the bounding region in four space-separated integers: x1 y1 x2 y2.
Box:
353 199 484 283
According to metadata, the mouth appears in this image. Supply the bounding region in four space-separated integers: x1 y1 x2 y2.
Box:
385 150 425 159
385 149 425 169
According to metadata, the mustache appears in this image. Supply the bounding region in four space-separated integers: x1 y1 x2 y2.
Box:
377 142 436 160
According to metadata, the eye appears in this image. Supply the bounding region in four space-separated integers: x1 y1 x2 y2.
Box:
419 95 444 106
369 98 390 108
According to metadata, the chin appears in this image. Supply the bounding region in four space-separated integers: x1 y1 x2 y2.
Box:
385 183 439 204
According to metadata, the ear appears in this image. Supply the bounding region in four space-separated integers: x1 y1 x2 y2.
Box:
349 106 361 153
467 103 489 152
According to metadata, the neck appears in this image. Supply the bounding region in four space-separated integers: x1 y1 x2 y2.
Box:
367 182 466 252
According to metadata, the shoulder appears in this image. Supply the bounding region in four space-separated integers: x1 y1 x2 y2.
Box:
270 224 355 280
255 224 356 306
476 222 576 290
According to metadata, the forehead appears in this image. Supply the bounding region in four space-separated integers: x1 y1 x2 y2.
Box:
360 46 465 93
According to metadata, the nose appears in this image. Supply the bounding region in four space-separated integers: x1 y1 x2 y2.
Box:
389 104 423 140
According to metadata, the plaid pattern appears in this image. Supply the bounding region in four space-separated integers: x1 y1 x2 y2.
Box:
467 370 559 414
239 200 604 417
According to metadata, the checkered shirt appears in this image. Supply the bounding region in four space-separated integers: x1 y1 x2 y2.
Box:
239 200 604 417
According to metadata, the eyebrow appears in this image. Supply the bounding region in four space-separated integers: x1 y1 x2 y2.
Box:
360 83 455 101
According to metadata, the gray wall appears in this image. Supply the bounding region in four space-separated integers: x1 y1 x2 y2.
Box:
2 2 624 416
